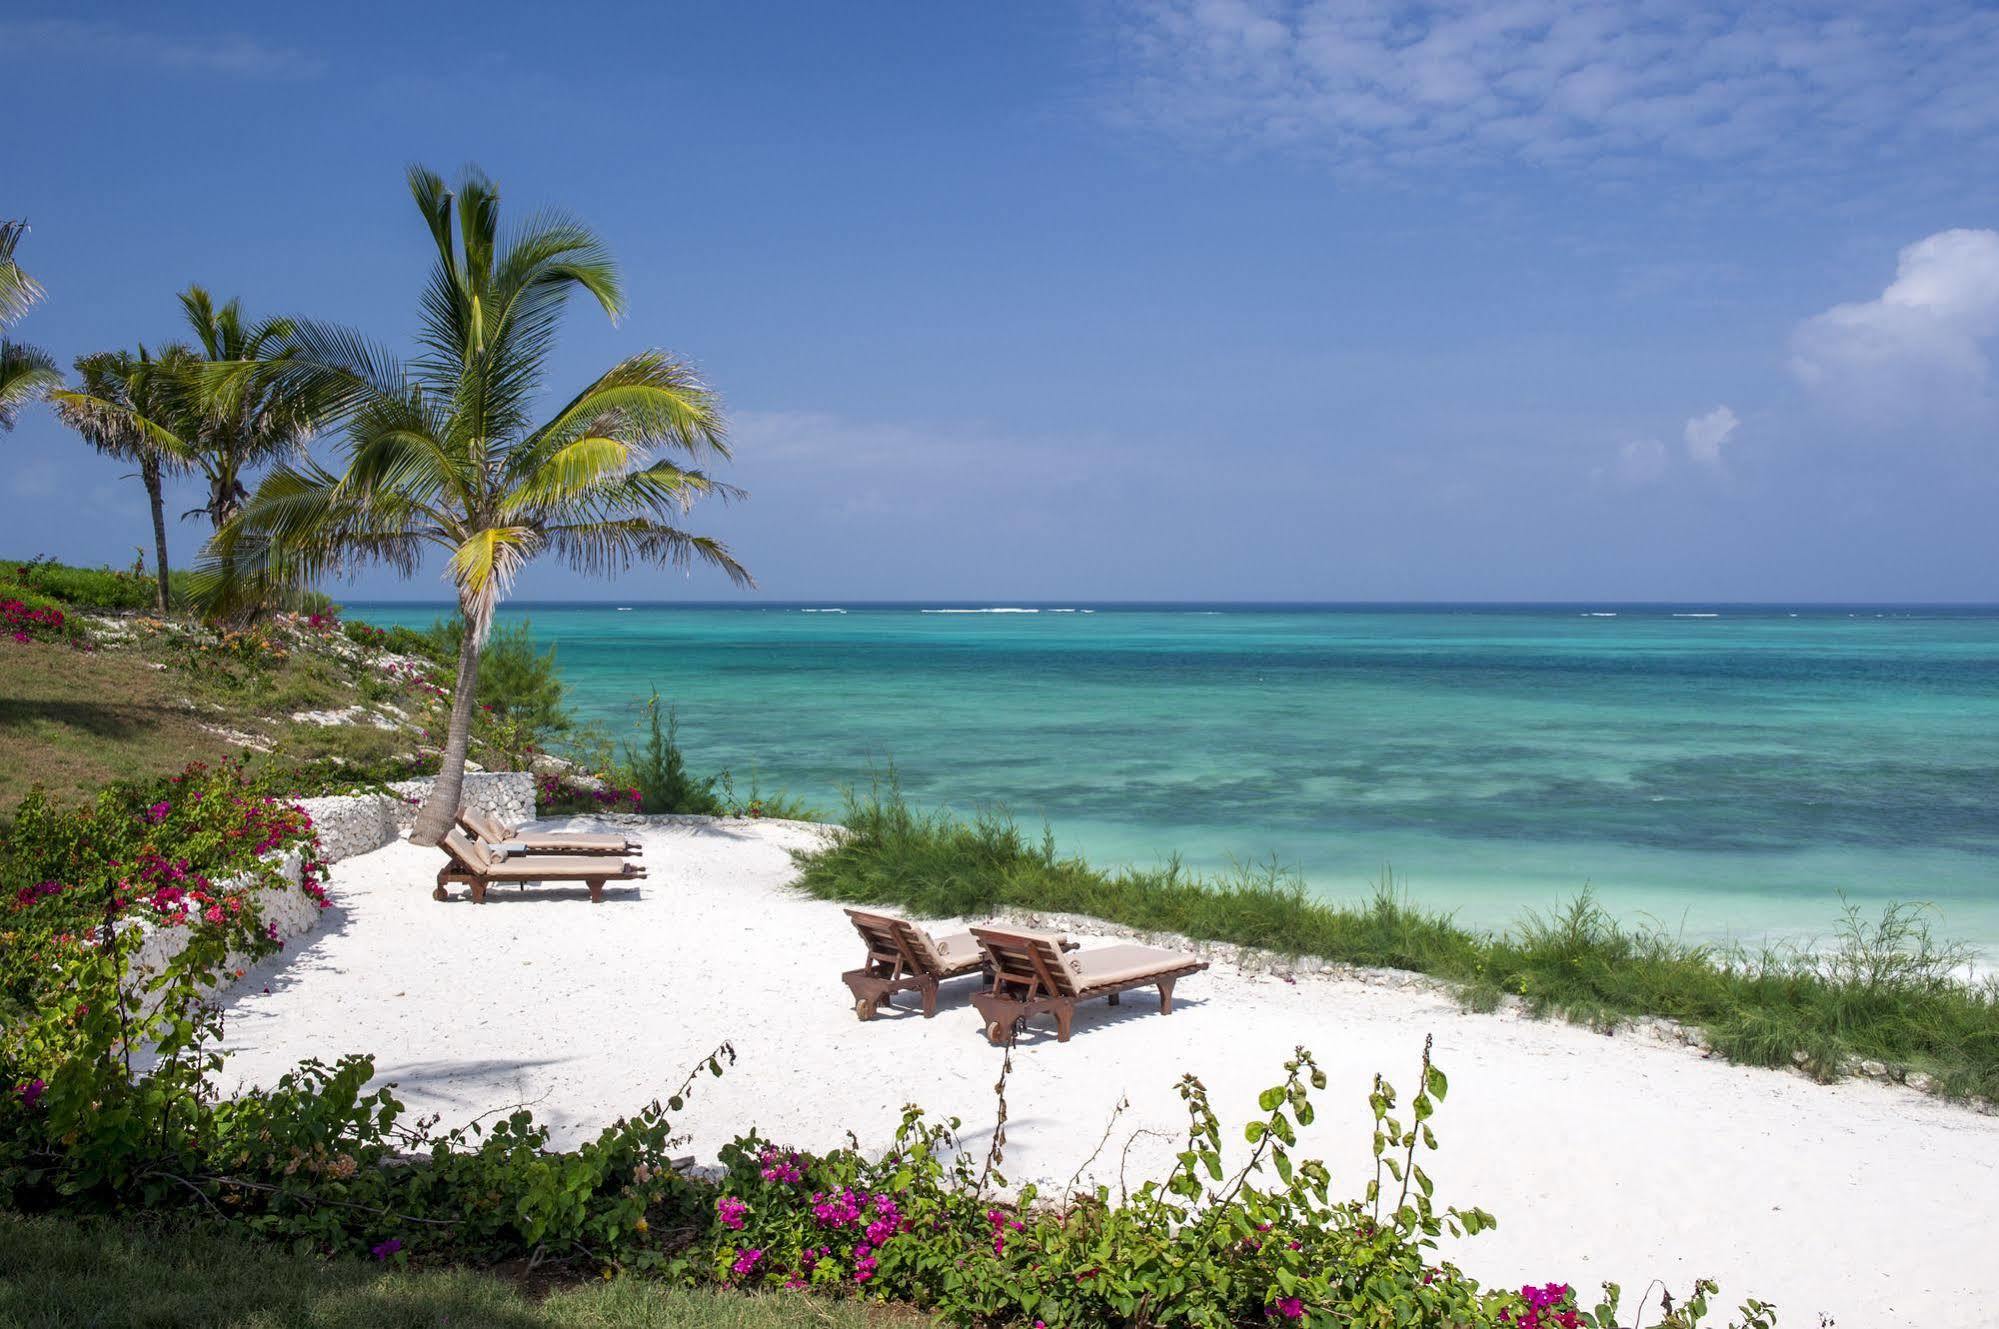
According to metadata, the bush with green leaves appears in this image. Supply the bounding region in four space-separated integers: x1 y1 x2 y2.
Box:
701 1040 1771 1328
621 688 723 815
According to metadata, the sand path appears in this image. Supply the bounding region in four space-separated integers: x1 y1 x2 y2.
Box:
216 817 1999 1327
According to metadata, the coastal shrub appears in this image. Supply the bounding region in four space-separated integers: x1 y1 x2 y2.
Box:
795 776 1999 1101
622 689 723 815
1 556 158 612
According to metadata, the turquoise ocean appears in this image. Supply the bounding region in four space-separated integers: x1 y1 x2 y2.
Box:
348 603 1999 955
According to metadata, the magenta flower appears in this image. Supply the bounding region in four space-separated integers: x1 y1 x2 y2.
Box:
731 1247 764 1277
13 1079 45 1109
371 1238 402 1260
147 800 172 823
717 1195 748 1230
1270 1297 1305 1320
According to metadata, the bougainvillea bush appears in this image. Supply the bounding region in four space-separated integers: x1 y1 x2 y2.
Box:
699 1045 1775 1329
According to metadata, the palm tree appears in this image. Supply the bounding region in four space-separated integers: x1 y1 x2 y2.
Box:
175 286 317 530
0 220 59 430
210 164 750 845
51 348 196 613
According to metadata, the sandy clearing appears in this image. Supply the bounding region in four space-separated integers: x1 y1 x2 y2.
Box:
216 817 1999 1327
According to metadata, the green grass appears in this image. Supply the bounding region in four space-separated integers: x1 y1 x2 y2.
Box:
0 1212 916 1329
794 775 1999 1100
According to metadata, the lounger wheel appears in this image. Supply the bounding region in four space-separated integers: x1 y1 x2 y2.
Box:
854 996 878 1022
432 884 448 901
985 1021 1005 1046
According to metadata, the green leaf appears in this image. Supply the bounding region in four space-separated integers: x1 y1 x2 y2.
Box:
1425 1065 1448 1100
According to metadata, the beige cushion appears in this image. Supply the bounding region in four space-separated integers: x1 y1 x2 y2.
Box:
478 853 631 880
443 828 493 873
461 807 516 842
918 929 984 975
1066 944 1194 991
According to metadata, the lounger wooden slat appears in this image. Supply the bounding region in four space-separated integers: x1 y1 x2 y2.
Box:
968 925 1207 1045
840 908 991 1020
459 807 642 856
433 828 646 904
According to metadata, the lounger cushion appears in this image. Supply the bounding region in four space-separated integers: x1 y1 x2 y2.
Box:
461 807 517 842
516 833 634 852
918 929 984 975
476 854 634 880
1067 944 1196 991
443 828 495 873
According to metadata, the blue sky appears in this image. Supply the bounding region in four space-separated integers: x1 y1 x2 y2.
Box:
6 1 1998 601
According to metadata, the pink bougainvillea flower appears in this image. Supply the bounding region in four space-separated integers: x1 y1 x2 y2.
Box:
371 1238 402 1260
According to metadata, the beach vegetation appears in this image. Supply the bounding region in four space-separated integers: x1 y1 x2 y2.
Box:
0 766 1769 1327
623 688 723 815
794 776 1999 1101
200 163 749 846
0 219 59 432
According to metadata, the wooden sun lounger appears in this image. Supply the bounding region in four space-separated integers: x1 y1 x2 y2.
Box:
968 925 1207 1045
458 806 642 856
840 908 992 1021
433 827 646 904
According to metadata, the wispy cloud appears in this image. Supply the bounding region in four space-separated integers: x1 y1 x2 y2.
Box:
1596 437 1665 489
0 18 325 79
1790 228 1999 421
1102 1 1999 178
1683 405 1738 468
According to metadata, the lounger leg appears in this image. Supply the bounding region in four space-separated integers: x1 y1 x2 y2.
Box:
1157 978 1178 1014
469 880 487 905
1107 992 1121 1006
920 979 939 1018
1054 1004 1075 1043
588 879 605 903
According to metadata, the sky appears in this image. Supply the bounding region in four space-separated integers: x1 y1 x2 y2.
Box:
5 0 1998 603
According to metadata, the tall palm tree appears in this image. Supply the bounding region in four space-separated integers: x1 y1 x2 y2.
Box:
0 220 59 430
51 348 196 613
210 164 750 845
175 286 317 530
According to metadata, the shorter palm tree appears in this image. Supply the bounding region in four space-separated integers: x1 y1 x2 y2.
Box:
0 220 59 430
51 348 196 613
175 286 316 530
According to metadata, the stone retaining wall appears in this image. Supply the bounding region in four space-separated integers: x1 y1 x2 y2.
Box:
299 772 537 864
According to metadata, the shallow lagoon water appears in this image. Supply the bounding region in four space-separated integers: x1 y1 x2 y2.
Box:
349 602 1999 954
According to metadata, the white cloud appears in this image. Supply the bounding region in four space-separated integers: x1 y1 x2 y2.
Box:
1603 437 1665 488
0 19 325 79
1103 2 1999 177
1683 405 1738 467
1789 228 1999 419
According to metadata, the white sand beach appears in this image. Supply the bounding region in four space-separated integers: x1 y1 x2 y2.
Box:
216 817 1999 1328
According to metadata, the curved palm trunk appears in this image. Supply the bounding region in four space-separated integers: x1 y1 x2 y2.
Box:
141 456 171 614
410 618 484 846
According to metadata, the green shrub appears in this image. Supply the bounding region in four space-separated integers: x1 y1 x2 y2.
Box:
1 556 158 612
621 689 722 815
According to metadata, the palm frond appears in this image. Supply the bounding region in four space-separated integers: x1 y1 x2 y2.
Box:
544 517 753 587
0 220 47 327
0 339 59 430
